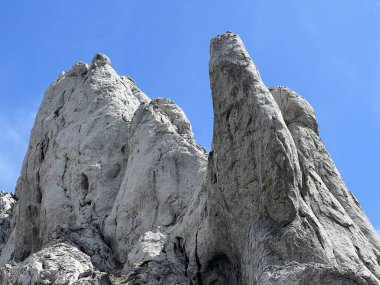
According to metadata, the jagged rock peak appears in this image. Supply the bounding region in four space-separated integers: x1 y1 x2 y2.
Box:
270 86 319 134
151 98 195 139
12 51 151 268
0 32 379 285
91 53 112 68
65 61 89 77
210 32 262 80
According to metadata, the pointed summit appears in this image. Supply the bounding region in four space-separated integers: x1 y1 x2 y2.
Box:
210 32 261 80
1 33 379 285
91 53 111 68
180 32 380 284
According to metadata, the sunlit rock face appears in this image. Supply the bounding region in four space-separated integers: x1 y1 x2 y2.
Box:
12 54 150 272
0 192 16 266
0 33 379 285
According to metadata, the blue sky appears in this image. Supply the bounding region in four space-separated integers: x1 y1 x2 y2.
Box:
0 1 379 231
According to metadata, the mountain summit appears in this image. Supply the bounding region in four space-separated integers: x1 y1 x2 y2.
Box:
0 32 379 285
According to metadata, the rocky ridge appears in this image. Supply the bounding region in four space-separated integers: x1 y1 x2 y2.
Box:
0 32 379 284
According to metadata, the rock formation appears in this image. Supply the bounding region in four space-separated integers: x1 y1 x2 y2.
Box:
0 192 16 266
0 32 379 284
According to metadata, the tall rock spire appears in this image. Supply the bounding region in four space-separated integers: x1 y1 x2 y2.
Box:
188 32 380 284
1 33 379 284
209 32 300 227
174 32 380 285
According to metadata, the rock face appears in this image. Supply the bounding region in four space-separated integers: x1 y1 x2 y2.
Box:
1 32 379 284
103 98 207 267
0 192 16 244
0 192 16 265
0 243 112 285
13 54 149 271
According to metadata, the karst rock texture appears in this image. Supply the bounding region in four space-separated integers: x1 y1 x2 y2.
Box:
0 32 379 284
0 192 16 266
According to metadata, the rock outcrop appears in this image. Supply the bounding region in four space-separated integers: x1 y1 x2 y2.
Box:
0 32 379 284
0 192 16 265
0 243 112 285
12 54 149 271
103 98 207 268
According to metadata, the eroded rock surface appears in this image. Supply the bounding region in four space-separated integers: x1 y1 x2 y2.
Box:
0 243 111 285
13 54 149 271
0 32 379 285
0 192 16 264
104 98 207 267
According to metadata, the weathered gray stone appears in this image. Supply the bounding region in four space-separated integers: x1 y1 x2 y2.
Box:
0 192 16 245
1 32 379 285
13 53 149 270
0 192 16 266
0 243 112 285
103 97 207 267
173 32 380 284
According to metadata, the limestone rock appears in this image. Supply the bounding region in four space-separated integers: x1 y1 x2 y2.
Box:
103 97 207 266
13 53 149 270
1 32 379 285
0 192 16 262
0 243 111 285
175 32 380 284
0 192 16 243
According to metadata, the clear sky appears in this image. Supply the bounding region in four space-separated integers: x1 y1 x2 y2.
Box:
0 1 379 231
